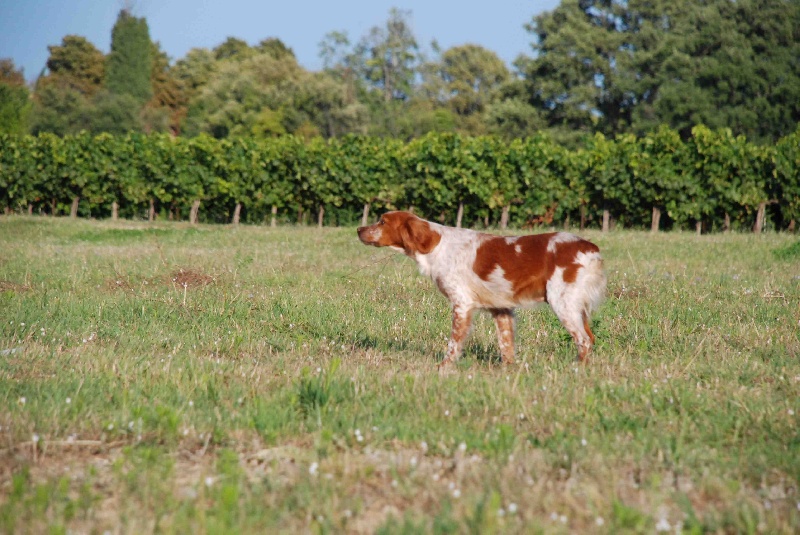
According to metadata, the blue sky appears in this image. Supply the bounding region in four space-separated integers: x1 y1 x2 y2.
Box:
0 0 559 83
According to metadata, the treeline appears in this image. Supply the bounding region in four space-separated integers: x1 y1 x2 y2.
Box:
2 127 798 232
2 1 799 146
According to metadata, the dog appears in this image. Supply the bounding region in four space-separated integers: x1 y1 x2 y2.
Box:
357 211 606 368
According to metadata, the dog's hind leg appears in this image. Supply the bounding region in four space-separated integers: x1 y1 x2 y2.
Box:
547 273 595 362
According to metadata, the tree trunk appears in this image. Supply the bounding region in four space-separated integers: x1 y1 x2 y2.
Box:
70 197 80 218
111 201 119 221
789 219 796 233
753 202 766 233
456 201 464 228
28 204 33 215
602 209 610 233
189 200 201 225
695 221 702 235
651 206 661 232
361 203 370 227
318 205 325 228
723 212 731 233
297 206 303 225
564 214 570 230
3 207 9 216
408 205 415 214
500 205 510 230
580 205 586 231
232 203 241 225
271 205 278 227
149 199 156 222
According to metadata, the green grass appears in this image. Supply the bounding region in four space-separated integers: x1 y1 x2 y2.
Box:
1 215 799 533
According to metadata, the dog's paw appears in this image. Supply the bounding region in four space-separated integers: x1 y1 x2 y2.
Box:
437 359 456 376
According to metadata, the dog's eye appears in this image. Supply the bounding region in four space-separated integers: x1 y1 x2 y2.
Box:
379 220 385 225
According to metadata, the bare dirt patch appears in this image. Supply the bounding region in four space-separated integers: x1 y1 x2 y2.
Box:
0 280 30 293
103 267 218 293
169 268 216 289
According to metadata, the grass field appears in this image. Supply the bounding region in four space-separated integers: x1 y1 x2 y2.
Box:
1 216 799 534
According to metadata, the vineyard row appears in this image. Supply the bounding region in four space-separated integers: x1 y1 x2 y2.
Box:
1 125 798 232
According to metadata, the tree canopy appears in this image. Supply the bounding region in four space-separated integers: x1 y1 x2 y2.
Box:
14 1 800 143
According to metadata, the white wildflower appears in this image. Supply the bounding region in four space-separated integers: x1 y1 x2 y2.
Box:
655 518 671 532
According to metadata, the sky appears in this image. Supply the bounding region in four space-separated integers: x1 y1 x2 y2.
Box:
0 0 560 83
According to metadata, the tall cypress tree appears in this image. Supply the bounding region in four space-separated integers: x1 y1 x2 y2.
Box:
106 9 152 104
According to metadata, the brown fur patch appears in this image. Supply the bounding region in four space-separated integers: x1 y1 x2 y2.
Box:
473 234 556 302
473 234 600 302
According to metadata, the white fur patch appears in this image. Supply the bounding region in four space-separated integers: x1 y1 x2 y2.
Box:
547 232 581 252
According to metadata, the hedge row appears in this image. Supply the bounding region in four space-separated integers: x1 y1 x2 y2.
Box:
1 125 798 231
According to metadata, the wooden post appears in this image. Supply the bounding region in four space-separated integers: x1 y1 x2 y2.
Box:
271 205 277 227
695 221 702 235
232 203 241 225
149 199 155 222
580 205 586 231
111 201 119 221
361 203 370 227
753 202 766 233
28 205 33 215
789 219 796 233
651 206 661 232
723 212 731 233
500 205 510 230
318 205 325 228
189 200 201 224
564 214 570 230
602 208 610 233
70 197 80 218
456 201 464 228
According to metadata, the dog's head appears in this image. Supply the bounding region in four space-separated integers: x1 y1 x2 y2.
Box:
357 211 441 255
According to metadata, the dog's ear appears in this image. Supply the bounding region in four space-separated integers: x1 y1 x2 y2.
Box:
401 217 441 254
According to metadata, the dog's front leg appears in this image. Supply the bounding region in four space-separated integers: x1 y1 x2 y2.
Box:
438 305 474 370
491 308 516 364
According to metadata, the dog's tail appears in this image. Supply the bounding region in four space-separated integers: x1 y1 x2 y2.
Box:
578 252 607 318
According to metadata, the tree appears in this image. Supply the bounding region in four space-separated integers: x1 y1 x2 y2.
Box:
520 0 800 143
521 0 615 141
213 37 254 62
356 8 420 103
183 44 365 139
640 0 800 143
173 48 216 94
29 85 90 135
0 59 31 134
85 92 143 135
420 44 510 135
106 9 153 104
256 38 296 61
182 48 304 138
30 35 106 135
146 42 186 133
38 35 105 97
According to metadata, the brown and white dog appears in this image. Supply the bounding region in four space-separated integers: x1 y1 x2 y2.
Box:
357 211 606 368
